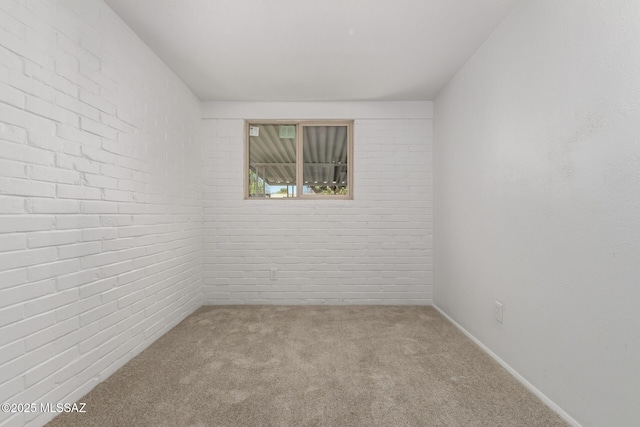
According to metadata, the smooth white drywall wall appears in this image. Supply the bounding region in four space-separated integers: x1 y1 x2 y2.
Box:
0 1 202 425
202 102 433 304
434 1 640 426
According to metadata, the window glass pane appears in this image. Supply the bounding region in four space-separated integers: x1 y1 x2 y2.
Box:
302 126 349 196
248 124 297 198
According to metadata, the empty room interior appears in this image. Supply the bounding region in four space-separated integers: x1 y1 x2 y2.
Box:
1 0 639 426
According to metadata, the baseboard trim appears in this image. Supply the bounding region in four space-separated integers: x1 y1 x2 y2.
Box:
432 304 582 427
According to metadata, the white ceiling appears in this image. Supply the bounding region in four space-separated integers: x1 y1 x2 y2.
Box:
105 0 519 102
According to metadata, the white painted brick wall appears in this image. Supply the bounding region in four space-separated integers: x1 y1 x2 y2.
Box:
0 1 202 426
1 0 432 423
202 116 433 305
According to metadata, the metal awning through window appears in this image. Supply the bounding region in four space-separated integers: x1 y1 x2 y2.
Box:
249 124 348 187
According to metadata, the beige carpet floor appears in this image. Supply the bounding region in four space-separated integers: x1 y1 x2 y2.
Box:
47 306 567 426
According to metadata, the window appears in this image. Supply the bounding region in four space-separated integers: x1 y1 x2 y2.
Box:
245 120 353 199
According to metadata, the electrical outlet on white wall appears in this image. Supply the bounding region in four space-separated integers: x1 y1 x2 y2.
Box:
495 300 504 323
270 268 277 280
